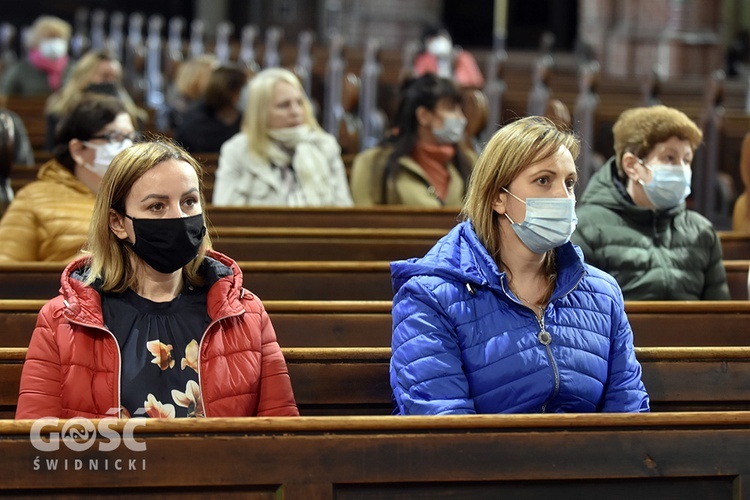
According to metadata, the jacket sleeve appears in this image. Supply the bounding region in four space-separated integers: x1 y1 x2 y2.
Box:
454 50 485 88
16 302 64 419
569 218 601 270
701 229 731 300
349 148 389 206
212 139 246 206
327 142 354 207
600 284 650 413
255 301 299 416
390 278 475 415
0 187 40 262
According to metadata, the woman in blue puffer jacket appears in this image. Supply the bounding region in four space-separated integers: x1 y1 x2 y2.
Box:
390 116 650 415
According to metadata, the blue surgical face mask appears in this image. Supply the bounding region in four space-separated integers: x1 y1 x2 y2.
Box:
502 187 578 254
637 159 691 210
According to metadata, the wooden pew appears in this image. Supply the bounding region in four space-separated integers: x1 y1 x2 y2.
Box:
209 227 446 261
1 413 750 497
3 346 750 419
0 259 745 302
0 261 396 301
2 299 750 350
718 231 750 260
205 205 461 229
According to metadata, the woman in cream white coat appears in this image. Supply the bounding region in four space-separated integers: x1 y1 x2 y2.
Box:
212 68 352 207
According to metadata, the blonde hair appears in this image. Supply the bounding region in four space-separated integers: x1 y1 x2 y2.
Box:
174 55 217 99
46 50 148 122
28 16 71 48
85 139 213 293
612 105 702 180
242 67 320 163
462 116 580 263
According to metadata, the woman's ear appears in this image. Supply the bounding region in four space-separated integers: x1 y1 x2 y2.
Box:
621 152 641 181
415 106 432 127
68 139 86 166
109 209 130 241
491 190 507 215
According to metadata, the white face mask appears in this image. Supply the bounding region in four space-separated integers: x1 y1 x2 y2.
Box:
38 38 68 60
427 36 452 58
432 115 467 144
81 139 133 177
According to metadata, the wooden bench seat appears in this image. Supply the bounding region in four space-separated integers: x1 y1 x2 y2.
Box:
0 259 746 301
1 300 749 349
205 205 461 229
1 412 750 497
209 226 446 261
3 346 750 419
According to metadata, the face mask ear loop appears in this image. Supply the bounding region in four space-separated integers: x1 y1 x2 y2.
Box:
504 212 516 225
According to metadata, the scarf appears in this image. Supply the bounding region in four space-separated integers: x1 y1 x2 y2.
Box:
28 48 68 91
267 124 339 206
411 141 455 201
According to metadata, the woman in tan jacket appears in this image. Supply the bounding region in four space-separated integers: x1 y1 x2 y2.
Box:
0 94 136 262
350 74 476 207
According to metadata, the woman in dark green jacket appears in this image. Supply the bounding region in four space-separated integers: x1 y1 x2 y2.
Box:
571 105 730 300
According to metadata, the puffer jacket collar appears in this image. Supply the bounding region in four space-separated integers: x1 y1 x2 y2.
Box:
38 159 94 196
59 250 247 327
391 220 586 302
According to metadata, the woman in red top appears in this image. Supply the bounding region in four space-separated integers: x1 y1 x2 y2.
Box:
16 139 299 419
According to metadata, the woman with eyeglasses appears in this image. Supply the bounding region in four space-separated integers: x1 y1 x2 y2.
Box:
0 93 136 262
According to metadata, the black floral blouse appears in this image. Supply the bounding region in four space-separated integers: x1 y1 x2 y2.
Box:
102 285 211 418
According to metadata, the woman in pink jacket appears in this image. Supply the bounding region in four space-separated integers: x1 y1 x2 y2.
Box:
16 139 299 419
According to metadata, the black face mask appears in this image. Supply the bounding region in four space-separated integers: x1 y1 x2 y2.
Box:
124 213 206 274
84 82 120 98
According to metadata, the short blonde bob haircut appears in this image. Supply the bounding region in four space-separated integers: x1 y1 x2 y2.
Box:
462 116 580 263
28 16 72 48
612 105 702 181
241 67 320 163
85 139 212 293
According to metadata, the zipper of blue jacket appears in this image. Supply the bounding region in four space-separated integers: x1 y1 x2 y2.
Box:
539 267 587 412
537 310 558 413
498 278 559 413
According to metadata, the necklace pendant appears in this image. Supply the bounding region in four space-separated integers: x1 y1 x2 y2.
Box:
538 330 552 345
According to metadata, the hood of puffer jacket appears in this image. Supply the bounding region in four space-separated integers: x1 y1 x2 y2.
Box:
391 220 586 300
37 159 94 196
578 156 684 225
58 250 247 328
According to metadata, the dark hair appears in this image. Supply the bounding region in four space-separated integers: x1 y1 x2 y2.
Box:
381 73 471 201
421 23 449 44
53 93 128 172
204 65 247 113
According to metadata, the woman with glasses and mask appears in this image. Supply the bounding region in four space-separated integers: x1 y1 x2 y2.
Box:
0 94 136 262
16 139 299 419
390 116 649 415
350 74 476 207
571 105 730 300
